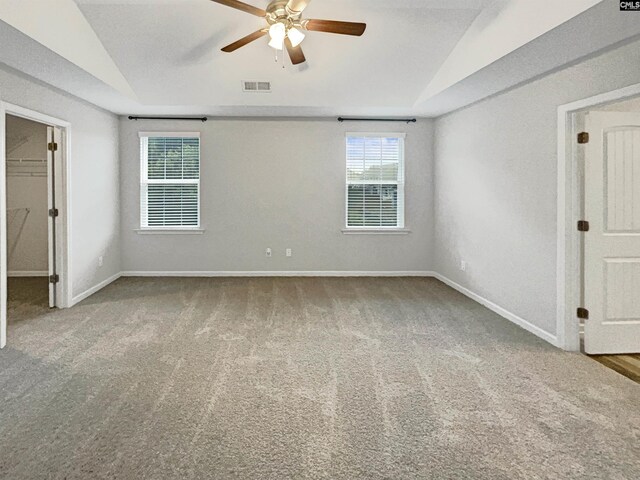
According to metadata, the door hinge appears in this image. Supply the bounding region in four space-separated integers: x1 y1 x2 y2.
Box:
47 142 58 152
49 274 59 284
577 307 589 320
577 220 590 232
577 132 589 144
48 208 59 217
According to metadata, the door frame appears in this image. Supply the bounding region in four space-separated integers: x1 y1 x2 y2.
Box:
557 82 640 351
0 102 72 348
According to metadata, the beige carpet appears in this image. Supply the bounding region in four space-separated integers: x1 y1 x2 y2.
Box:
1 277 639 479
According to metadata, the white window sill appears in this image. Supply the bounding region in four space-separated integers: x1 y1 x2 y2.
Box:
135 229 205 235
342 228 411 235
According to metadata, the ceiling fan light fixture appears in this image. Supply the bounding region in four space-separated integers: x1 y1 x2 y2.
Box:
213 0 367 65
287 26 305 48
268 22 286 50
268 36 284 50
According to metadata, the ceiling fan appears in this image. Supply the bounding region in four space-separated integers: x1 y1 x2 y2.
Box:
211 0 367 65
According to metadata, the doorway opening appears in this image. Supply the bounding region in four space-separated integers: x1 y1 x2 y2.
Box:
6 114 51 316
1 103 70 348
558 87 640 383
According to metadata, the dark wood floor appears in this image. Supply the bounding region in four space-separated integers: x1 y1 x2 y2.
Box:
589 354 640 383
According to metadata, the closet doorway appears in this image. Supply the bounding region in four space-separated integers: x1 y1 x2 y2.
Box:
1 104 69 347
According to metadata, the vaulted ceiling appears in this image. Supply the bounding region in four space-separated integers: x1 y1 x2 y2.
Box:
0 0 638 117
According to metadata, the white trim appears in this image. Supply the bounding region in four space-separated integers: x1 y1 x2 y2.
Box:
0 104 5 348
342 229 411 235
345 134 406 229
138 131 200 138
139 135 201 230
135 229 205 235
556 81 640 351
121 271 436 278
3 264 561 350
8 271 48 277
70 272 121 306
61 126 72 308
1 102 72 310
433 273 559 347
1 103 71 128
1 102 72 348
114 269 556 346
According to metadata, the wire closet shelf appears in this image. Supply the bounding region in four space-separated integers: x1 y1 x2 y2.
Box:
6 157 47 177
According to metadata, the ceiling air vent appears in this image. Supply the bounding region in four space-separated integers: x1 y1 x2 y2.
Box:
242 81 271 93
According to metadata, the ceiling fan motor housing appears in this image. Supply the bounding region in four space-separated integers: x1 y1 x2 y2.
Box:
213 0 366 65
267 0 302 26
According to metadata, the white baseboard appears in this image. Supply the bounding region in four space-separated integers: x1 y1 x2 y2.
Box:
121 271 437 278
8 271 48 277
63 270 558 348
432 273 559 347
67 271 433 307
70 272 122 307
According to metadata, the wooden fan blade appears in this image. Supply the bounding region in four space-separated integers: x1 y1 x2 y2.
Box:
210 0 266 17
285 37 306 65
304 19 367 36
287 0 311 14
221 30 268 52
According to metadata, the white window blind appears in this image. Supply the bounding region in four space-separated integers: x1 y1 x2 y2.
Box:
346 133 405 228
139 133 200 229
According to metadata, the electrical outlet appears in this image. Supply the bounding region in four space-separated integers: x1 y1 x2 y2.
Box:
266 248 272 258
98 256 104 267
460 260 466 272
286 248 292 257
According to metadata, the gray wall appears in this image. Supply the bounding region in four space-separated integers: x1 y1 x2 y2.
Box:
433 38 640 338
120 119 434 273
6 115 48 273
0 66 121 299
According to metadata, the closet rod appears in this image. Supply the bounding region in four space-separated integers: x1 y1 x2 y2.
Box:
128 116 208 122
7 173 47 178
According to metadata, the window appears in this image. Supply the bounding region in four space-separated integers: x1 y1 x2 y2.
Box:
345 133 405 229
139 132 200 229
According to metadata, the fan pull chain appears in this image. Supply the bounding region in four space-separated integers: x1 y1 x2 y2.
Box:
273 48 286 69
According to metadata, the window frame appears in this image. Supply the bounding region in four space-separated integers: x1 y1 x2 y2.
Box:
138 131 202 232
344 132 406 231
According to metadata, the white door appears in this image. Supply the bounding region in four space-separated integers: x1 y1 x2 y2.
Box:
46 126 62 308
584 112 640 354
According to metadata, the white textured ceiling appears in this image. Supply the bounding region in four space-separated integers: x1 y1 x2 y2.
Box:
0 0 638 117
74 0 481 113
